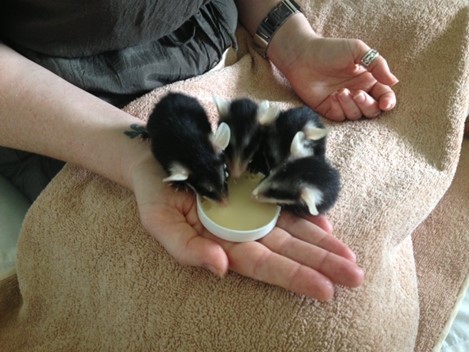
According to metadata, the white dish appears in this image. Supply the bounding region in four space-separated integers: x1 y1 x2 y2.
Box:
196 173 281 242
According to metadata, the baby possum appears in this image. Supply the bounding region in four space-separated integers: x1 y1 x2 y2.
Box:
214 96 279 178
263 106 329 170
252 131 340 216
146 92 231 202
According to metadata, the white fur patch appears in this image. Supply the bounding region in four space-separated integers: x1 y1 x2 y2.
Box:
252 178 296 204
213 96 230 117
257 100 280 125
211 122 231 152
303 121 329 140
301 186 323 216
163 162 190 182
290 131 314 159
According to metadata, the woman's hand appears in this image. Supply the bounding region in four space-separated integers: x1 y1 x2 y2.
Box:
273 38 399 121
266 14 399 121
132 153 364 301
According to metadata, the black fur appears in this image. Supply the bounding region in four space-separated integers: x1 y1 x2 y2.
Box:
263 107 327 169
254 156 340 216
146 92 228 202
218 98 265 177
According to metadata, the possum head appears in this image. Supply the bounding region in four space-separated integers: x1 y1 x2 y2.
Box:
288 129 329 160
252 133 340 216
264 107 330 169
252 157 340 216
163 122 231 202
214 96 279 178
252 161 324 216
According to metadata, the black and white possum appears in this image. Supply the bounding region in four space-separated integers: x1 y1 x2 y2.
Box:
252 131 340 216
147 92 231 202
262 106 329 170
214 96 279 178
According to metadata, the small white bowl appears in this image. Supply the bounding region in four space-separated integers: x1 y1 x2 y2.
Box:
196 173 281 242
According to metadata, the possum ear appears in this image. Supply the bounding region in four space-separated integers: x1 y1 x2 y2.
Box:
304 126 330 141
290 131 309 159
257 100 280 125
213 95 231 118
301 187 322 216
211 122 231 152
163 162 190 182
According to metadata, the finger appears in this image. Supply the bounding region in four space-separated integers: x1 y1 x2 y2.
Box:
277 212 357 262
222 240 336 301
352 90 381 118
259 229 364 288
185 235 230 277
155 222 229 277
369 82 397 111
353 41 399 86
301 214 334 235
321 93 346 121
366 55 399 86
336 88 363 120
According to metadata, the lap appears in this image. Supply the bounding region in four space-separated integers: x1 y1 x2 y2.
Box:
0 147 64 202
0 175 31 274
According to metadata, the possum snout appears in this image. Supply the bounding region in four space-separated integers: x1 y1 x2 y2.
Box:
228 157 249 179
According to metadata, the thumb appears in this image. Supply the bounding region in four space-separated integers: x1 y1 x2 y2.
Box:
352 40 399 86
162 231 230 277
365 54 399 86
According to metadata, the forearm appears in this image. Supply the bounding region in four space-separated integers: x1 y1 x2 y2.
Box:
0 43 154 190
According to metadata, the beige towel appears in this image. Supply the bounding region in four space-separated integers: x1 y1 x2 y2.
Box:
1 1 468 351
413 141 469 352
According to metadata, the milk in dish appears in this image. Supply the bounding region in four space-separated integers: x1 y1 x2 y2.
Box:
200 173 278 231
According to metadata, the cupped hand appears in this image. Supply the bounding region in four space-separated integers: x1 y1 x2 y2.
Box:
132 155 364 301
271 37 399 121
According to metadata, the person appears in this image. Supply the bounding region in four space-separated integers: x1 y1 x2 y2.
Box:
0 0 398 301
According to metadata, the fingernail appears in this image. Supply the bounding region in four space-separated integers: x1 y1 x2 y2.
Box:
353 92 366 104
339 88 350 97
321 280 335 302
347 250 357 263
352 267 365 287
384 101 396 110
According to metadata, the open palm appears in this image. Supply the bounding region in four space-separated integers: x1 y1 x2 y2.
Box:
133 156 364 301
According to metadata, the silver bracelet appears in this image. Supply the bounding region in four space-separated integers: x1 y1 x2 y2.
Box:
253 0 302 58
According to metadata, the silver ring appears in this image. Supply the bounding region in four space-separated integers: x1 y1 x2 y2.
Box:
360 49 379 67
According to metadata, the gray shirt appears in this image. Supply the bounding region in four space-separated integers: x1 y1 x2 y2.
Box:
0 0 238 106
1 0 210 57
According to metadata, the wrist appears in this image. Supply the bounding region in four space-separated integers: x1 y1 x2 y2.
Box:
121 127 166 193
266 13 321 72
253 0 302 57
